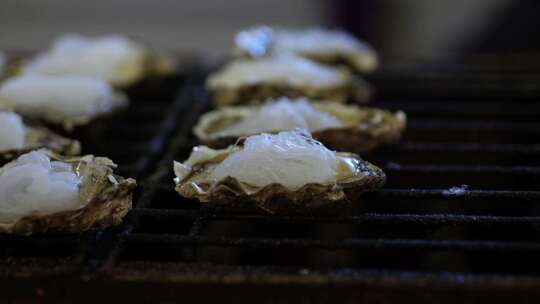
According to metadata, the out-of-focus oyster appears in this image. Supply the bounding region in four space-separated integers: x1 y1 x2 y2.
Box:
0 74 128 131
174 129 385 214
0 111 80 164
194 97 406 153
21 34 175 88
0 52 27 80
0 52 5 78
206 54 371 107
0 150 136 235
235 26 378 74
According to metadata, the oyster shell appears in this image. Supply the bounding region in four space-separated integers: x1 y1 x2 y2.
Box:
174 129 385 214
207 55 371 107
235 26 378 74
0 74 128 131
194 98 406 153
0 150 136 235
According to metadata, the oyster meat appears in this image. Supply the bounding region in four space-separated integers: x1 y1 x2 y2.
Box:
22 34 150 88
0 150 136 235
0 74 128 130
206 54 371 106
175 129 385 214
0 111 80 164
235 26 378 74
194 97 406 153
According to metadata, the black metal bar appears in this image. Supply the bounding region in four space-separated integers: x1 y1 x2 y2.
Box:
131 208 540 225
127 233 540 252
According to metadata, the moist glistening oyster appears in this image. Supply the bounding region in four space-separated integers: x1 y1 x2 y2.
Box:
0 74 128 131
21 34 173 88
206 54 371 106
0 111 80 164
174 129 385 214
235 26 378 74
0 150 136 235
194 97 406 153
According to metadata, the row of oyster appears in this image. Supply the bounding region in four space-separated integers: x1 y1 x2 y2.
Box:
174 26 407 214
0 34 178 235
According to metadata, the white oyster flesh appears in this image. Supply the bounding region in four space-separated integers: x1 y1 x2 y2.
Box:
23 34 145 85
0 111 26 151
0 75 126 125
235 26 274 57
274 28 373 55
0 150 82 224
217 98 342 136
212 129 340 189
207 54 345 89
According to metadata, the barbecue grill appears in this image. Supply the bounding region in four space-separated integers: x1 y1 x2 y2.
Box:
2 56 540 303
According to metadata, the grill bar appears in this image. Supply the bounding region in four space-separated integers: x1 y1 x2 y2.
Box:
108 263 540 290
132 208 540 225
126 233 540 252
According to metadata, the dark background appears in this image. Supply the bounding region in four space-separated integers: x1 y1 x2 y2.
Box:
2 0 538 63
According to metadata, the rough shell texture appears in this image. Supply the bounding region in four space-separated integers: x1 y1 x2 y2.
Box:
208 75 371 107
194 102 406 153
0 152 136 235
0 126 80 165
174 149 385 214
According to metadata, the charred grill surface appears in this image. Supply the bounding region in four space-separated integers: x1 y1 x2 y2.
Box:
2 60 540 303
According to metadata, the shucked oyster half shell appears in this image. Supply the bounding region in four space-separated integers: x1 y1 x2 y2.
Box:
20 34 178 88
0 125 80 165
174 130 385 214
0 74 128 131
194 99 406 153
207 55 371 107
0 150 136 235
235 26 378 74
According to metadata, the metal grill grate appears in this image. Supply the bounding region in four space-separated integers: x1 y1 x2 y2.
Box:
3 61 540 303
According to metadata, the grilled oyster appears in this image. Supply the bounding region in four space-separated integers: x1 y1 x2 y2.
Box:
21 34 172 88
235 26 378 74
0 112 80 165
0 150 136 235
0 74 128 131
175 129 385 214
207 54 371 107
194 97 406 153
